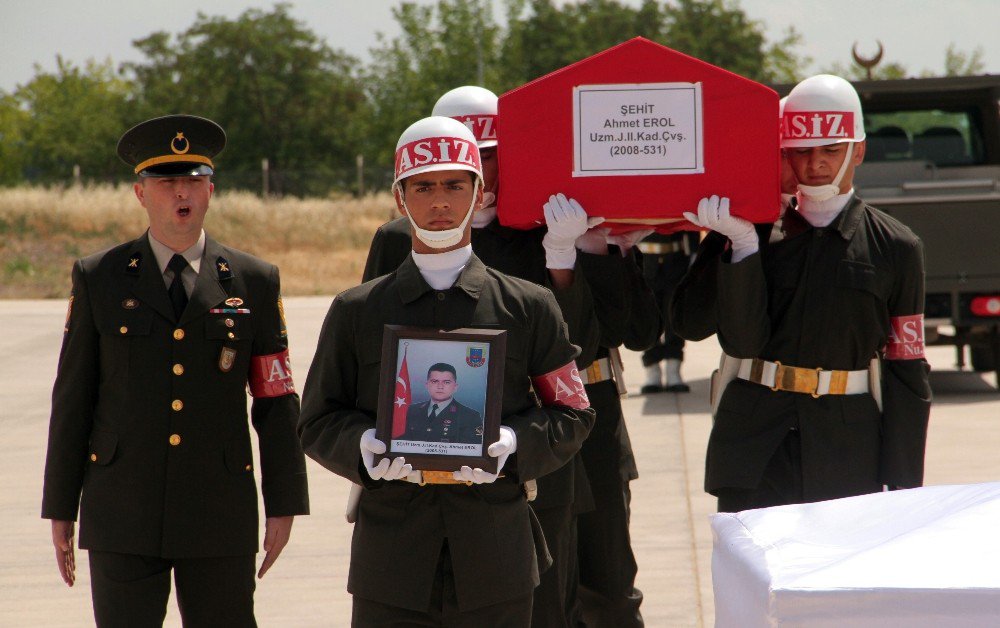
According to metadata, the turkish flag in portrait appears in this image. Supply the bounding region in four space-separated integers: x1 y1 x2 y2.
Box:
392 348 411 438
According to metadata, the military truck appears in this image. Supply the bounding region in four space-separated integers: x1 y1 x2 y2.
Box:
778 75 1000 389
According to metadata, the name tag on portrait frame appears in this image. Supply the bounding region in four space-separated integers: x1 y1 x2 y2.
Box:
375 325 506 473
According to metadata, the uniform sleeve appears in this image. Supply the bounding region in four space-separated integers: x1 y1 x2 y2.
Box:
622 249 661 352
578 251 629 348
712 245 771 358
503 290 595 482
249 266 309 517
544 260 601 369
42 261 99 521
670 232 726 342
880 238 932 488
297 295 374 487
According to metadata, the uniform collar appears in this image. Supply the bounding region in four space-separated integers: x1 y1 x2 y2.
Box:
147 230 205 275
396 253 489 304
831 193 866 241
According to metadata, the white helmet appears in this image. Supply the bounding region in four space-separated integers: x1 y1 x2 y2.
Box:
394 116 483 186
432 86 499 148
394 116 483 249
781 74 865 148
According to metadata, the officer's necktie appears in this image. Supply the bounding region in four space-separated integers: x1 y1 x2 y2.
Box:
428 404 439 428
167 254 189 321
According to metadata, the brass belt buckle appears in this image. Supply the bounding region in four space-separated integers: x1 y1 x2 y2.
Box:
811 367 823 398
770 361 783 392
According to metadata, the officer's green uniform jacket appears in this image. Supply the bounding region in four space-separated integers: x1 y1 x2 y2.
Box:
298 254 596 613
41 233 309 558
672 196 932 502
403 399 483 444
362 216 601 513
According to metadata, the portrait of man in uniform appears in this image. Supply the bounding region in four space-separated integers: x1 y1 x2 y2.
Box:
402 362 484 445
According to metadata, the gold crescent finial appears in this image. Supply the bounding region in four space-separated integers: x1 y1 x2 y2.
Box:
852 40 884 80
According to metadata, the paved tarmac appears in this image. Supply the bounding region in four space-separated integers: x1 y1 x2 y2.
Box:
1 296 998 627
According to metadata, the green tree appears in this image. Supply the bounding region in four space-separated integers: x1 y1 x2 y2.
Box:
124 4 367 196
363 0 504 168
6 57 133 184
0 92 30 185
943 44 985 77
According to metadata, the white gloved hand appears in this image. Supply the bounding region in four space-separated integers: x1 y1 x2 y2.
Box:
682 195 758 262
542 194 605 269
360 428 412 481
453 426 517 484
575 225 611 254
606 228 655 256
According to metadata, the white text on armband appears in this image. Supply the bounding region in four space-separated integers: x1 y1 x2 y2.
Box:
885 314 925 360
531 362 590 409
249 349 296 397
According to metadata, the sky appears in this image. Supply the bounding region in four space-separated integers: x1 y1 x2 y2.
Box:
1 0 999 93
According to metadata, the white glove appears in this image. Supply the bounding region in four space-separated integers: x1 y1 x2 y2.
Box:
682 195 758 262
606 228 655 256
542 194 605 269
360 428 412 481
575 225 611 254
453 426 517 484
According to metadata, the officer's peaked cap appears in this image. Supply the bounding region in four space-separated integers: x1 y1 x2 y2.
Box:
117 114 226 177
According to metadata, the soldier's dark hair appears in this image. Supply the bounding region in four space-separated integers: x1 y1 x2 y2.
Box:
427 363 457 380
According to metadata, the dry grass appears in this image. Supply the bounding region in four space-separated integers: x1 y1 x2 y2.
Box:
0 184 399 298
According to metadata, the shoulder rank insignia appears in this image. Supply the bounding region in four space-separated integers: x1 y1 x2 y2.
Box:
216 256 232 280
125 252 142 274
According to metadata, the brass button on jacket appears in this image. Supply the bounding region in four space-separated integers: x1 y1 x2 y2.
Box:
169 434 181 446
171 399 184 412
119 326 128 334
173 329 185 340
172 364 184 376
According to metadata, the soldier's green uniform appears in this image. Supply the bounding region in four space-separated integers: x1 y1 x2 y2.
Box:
363 215 602 626
41 115 308 627
299 254 595 622
672 196 932 511
403 399 483 444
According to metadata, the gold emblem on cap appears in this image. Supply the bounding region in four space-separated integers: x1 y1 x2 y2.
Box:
171 132 190 155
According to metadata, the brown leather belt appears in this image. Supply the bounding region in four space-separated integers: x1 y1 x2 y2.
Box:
737 358 869 396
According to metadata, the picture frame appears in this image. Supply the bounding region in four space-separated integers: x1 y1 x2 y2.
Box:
375 325 507 473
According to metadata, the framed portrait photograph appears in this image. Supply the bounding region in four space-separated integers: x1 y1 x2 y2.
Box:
375 326 506 473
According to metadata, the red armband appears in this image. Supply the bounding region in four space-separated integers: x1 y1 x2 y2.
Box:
532 362 590 409
249 350 296 397
885 314 925 360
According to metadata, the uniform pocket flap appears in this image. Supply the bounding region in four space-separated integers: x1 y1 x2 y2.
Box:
224 437 254 474
836 260 880 296
89 430 118 466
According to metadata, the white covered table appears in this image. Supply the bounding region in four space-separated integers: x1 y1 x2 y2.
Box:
712 482 1000 627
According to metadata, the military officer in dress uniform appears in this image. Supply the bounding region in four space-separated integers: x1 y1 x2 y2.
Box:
299 116 594 626
361 86 603 628
673 75 932 512
41 115 309 627
402 363 484 444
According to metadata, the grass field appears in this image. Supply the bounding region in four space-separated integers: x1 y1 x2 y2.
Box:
0 185 399 298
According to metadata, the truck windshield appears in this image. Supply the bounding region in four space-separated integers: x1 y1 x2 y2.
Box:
863 108 985 167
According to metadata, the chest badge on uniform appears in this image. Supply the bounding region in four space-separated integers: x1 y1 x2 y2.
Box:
219 347 237 373
125 252 142 274
122 298 139 310
225 297 243 307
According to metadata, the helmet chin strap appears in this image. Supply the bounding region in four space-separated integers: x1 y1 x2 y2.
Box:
797 142 854 203
398 177 482 250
